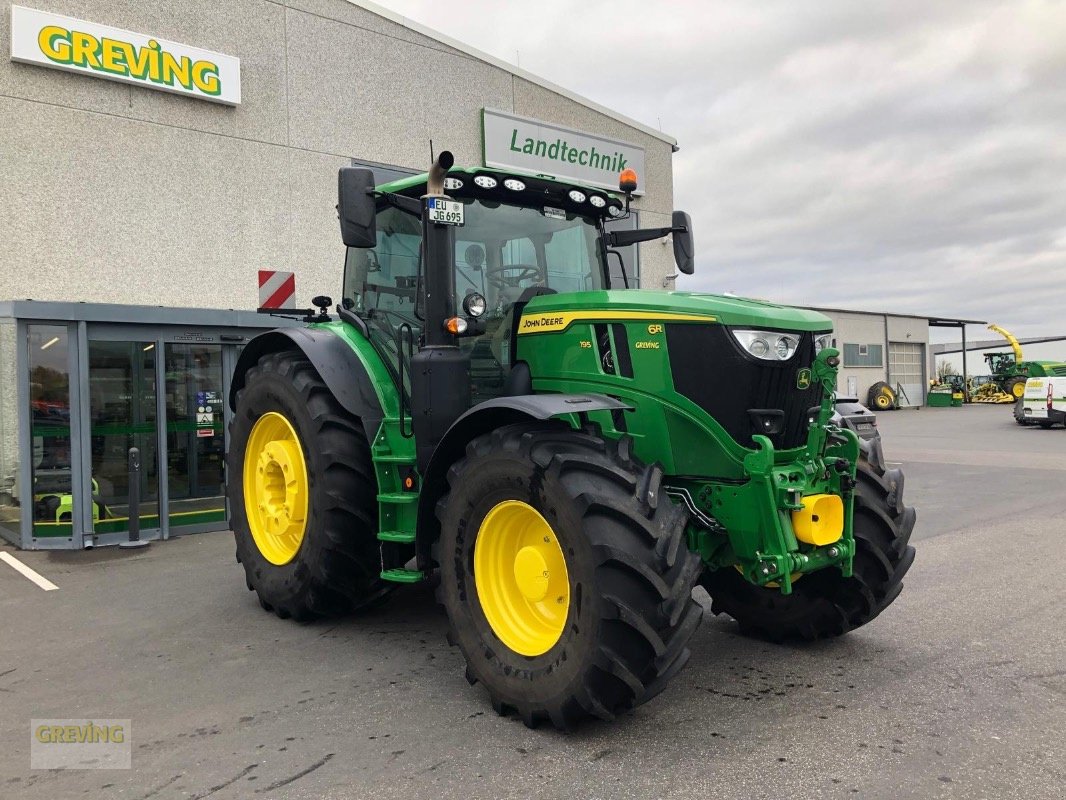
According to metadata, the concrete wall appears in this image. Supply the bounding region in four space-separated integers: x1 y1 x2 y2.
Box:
821 311 887 400
0 0 676 311
886 315 926 344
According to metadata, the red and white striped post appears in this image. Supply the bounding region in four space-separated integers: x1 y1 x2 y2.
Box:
258 270 296 309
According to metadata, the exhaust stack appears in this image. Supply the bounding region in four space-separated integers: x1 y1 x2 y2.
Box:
426 150 455 196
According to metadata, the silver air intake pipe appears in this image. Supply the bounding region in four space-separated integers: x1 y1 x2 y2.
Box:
426 150 454 196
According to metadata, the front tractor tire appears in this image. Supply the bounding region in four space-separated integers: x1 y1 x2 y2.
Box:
701 438 916 641
1005 377 1027 400
228 350 383 621
436 422 704 730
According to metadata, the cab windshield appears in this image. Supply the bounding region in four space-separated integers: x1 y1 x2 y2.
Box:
342 197 606 401
343 198 605 322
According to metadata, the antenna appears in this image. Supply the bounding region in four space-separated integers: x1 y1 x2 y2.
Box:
429 139 435 164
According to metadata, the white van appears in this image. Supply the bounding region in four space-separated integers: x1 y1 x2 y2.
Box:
1022 377 1066 429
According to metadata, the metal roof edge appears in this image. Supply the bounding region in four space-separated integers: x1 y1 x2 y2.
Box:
798 304 986 326
0 300 301 327
344 0 678 147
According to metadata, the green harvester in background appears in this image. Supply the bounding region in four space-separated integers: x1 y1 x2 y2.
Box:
226 153 916 729
986 324 1066 399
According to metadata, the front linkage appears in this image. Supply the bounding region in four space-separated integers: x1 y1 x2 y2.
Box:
681 348 860 594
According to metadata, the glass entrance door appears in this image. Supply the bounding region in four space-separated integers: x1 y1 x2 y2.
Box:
28 324 75 541
165 344 227 530
88 340 161 538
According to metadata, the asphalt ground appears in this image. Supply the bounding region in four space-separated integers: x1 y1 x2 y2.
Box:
1 404 1063 799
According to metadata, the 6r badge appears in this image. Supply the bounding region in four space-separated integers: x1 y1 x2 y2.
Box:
796 368 812 390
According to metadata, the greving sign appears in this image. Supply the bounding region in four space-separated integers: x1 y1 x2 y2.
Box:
10 5 241 105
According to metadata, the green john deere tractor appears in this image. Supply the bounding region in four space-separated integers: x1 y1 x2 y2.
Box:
227 152 916 729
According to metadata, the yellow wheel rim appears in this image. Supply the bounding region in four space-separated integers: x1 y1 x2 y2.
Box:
1012 382 1025 398
242 412 309 566
474 500 570 657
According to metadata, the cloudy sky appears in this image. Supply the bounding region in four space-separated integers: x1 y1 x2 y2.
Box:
378 0 1066 339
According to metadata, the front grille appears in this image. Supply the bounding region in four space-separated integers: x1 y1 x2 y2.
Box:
1049 365 1066 377
665 325 822 449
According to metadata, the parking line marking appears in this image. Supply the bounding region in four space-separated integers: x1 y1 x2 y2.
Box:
0 552 58 591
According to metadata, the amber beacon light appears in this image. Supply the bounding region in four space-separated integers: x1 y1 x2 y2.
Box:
618 168 638 194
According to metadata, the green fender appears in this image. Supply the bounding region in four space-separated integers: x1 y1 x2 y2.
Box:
413 393 630 570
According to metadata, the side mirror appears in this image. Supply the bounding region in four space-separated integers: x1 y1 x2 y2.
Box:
338 168 377 248
672 210 695 274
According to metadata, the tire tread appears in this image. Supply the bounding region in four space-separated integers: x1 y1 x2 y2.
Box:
436 421 704 729
701 436 916 640
229 350 382 620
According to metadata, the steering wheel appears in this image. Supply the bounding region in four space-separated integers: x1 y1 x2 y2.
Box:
486 264 542 290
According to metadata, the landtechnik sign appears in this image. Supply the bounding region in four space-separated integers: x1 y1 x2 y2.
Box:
482 108 646 194
9 5 241 105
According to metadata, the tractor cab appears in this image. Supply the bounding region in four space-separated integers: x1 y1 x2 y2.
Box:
984 351 1016 375
337 156 693 416
341 169 614 404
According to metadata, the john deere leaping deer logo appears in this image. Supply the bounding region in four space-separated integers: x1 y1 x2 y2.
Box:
796 368 812 390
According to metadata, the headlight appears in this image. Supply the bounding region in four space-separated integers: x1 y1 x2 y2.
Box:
607 205 622 217
503 178 526 191
774 336 796 360
815 333 833 352
474 175 497 189
462 292 487 318
732 329 801 361
568 189 586 203
443 177 463 191
589 195 606 208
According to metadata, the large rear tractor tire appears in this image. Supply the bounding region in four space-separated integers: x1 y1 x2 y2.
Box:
867 381 897 411
228 350 383 621
701 437 916 641
436 422 704 730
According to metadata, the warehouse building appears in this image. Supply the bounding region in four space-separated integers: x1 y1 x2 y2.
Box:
802 306 984 408
0 0 679 549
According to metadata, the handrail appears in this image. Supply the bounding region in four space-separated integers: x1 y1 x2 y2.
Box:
396 323 414 438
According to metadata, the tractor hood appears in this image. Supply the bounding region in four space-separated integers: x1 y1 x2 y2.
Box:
523 290 832 332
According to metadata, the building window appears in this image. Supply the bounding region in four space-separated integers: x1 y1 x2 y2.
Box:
350 159 416 186
843 343 884 367
0 320 21 543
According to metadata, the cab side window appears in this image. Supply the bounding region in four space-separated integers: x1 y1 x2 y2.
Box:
543 225 595 293
343 207 421 322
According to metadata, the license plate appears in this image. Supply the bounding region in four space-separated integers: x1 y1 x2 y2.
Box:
428 198 464 226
